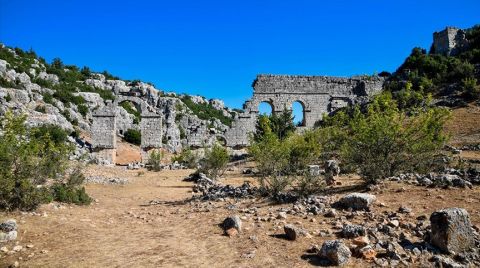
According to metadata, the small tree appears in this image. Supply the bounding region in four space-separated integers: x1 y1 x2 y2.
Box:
0 111 86 210
147 150 164 171
323 93 450 184
198 144 229 179
172 148 199 169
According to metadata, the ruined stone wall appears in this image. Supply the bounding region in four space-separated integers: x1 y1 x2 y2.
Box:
225 74 384 147
140 111 162 149
433 27 469 56
92 104 116 149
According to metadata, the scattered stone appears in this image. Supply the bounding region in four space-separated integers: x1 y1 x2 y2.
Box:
85 176 128 185
324 208 337 218
241 249 256 259
0 219 17 242
1 246 8 253
277 212 287 220
341 224 366 238
430 207 475 253
12 245 22 251
319 240 352 266
352 236 370 248
222 215 242 236
284 224 299 241
337 193 376 211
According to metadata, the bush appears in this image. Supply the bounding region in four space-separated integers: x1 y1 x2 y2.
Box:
249 129 322 196
462 77 479 99
198 144 229 179
123 129 141 145
171 148 199 169
180 96 233 127
120 101 140 124
321 93 450 184
147 150 164 171
0 111 75 210
51 184 92 205
255 108 295 141
78 104 89 117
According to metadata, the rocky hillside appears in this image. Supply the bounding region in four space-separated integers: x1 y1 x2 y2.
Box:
0 44 237 152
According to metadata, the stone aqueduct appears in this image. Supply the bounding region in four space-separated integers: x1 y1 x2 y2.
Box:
224 74 384 147
91 74 384 161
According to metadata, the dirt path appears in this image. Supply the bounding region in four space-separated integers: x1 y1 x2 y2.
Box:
1 166 480 267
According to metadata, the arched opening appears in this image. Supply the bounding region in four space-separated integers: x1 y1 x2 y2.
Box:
292 101 306 127
258 101 274 116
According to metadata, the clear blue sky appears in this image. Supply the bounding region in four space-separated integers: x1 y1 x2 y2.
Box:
1 0 479 110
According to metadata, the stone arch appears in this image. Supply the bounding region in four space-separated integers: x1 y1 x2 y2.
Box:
291 100 306 127
257 100 274 116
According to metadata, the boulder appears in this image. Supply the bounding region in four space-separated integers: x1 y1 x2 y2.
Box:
284 224 299 241
337 193 376 210
222 215 242 235
319 240 351 266
0 219 17 242
341 224 366 238
430 208 475 253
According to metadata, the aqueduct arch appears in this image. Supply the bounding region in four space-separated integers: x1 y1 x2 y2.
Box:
225 74 384 147
91 97 162 164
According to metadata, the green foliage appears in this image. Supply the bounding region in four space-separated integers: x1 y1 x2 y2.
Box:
77 104 89 117
147 150 164 171
4 93 12 102
249 127 322 196
320 93 451 184
120 101 140 124
42 93 54 105
51 185 92 205
0 111 75 211
198 144 229 179
123 129 141 145
51 167 92 205
180 96 233 127
254 108 295 141
461 77 479 99
0 77 18 89
172 148 199 169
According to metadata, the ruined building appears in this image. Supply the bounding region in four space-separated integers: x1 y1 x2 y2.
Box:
225 74 384 147
432 27 469 56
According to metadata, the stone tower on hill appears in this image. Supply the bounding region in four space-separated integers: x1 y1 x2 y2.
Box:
432 27 469 56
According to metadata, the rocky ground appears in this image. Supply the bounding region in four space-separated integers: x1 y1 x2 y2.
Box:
0 162 479 267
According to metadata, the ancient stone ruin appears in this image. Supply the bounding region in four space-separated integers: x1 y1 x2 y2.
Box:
432 26 469 56
92 97 162 164
225 74 384 147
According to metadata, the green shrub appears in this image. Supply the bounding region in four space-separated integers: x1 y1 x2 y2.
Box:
180 96 233 127
249 129 322 196
462 77 479 99
120 101 140 123
198 144 229 179
0 77 18 89
320 93 450 184
5 93 12 102
77 104 89 117
0 111 74 211
124 129 141 145
172 148 199 169
147 150 164 171
254 108 295 141
51 184 92 205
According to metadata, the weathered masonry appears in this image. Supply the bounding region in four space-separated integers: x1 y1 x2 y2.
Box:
92 98 162 164
225 74 384 147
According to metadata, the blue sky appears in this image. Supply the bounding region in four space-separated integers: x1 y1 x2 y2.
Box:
1 0 479 112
